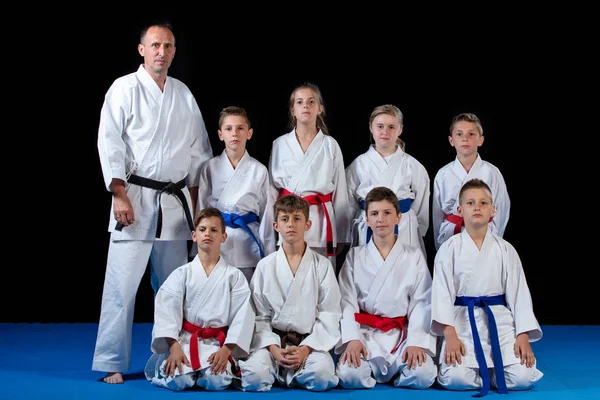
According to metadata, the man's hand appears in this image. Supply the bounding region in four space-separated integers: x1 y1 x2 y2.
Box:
111 178 134 226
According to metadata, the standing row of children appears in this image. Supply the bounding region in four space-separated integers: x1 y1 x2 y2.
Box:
143 82 543 396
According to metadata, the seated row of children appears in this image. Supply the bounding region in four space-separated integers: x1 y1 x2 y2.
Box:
144 181 543 396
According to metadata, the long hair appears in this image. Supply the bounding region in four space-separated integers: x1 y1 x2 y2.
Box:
369 104 405 151
287 82 329 135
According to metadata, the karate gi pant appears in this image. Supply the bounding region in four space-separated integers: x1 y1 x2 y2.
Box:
336 352 437 389
92 239 188 373
238 347 339 392
437 361 543 391
144 352 236 391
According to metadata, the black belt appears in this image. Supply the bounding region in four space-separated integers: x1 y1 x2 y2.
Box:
115 174 194 238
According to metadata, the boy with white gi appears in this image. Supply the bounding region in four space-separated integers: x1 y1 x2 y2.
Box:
144 207 255 391
432 113 510 251
195 106 269 282
239 194 342 391
336 186 437 389
431 178 543 396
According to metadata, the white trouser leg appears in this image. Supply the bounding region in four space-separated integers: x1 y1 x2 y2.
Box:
149 240 188 293
196 365 234 391
292 350 339 391
491 362 544 391
336 357 376 389
145 353 197 391
92 240 153 373
392 354 437 389
437 362 482 390
238 348 277 391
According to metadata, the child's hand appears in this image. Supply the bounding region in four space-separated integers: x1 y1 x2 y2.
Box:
443 325 465 366
402 346 427 370
208 344 233 374
514 333 535 368
165 341 191 377
282 345 311 370
444 335 466 366
269 344 296 370
341 340 367 368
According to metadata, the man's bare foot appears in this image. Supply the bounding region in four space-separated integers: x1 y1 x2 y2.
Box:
103 372 124 384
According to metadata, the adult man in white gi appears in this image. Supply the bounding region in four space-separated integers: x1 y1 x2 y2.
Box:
93 22 213 384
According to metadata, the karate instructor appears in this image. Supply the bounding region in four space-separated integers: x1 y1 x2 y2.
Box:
92 21 213 384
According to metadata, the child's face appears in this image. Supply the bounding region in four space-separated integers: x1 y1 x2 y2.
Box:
192 216 227 252
449 121 484 158
370 113 402 152
218 115 253 153
292 89 322 126
366 200 401 239
273 210 311 245
457 188 495 229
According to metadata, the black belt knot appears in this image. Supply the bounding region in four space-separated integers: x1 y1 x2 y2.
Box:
115 174 194 238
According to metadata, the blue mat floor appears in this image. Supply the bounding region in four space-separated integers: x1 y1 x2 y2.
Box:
1 324 598 399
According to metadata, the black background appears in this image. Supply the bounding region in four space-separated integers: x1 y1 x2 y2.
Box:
10 10 594 325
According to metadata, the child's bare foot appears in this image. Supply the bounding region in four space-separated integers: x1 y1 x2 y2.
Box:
103 372 124 384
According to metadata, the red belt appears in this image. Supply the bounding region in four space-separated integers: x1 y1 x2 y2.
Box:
445 214 464 235
280 189 335 256
446 214 493 235
354 311 407 354
182 320 229 371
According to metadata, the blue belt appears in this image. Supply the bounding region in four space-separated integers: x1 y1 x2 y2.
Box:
360 198 412 243
221 212 264 258
454 295 508 397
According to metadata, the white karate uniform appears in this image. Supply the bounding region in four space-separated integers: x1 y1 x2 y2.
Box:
93 65 213 373
431 231 543 391
239 246 342 392
346 146 430 257
196 150 269 282
259 130 351 260
144 257 255 391
432 155 510 251
335 238 437 389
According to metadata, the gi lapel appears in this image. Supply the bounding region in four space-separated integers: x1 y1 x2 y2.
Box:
451 155 483 208
366 146 406 187
276 246 312 331
464 231 495 294
216 150 245 210
364 240 404 312
189 258 227 320
134 66 170 174
285 130 325 193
